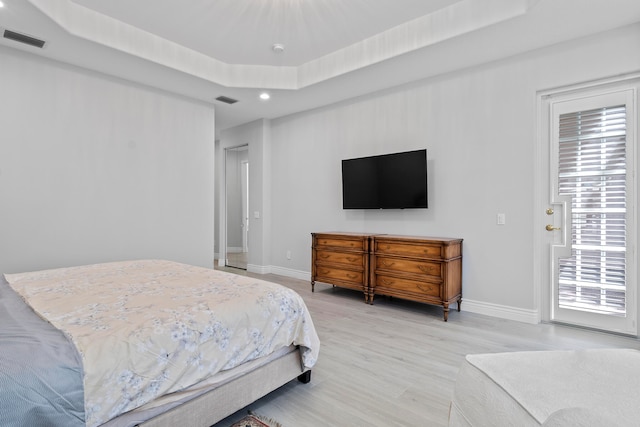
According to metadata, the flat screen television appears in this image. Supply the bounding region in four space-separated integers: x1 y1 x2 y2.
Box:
342 149 428 209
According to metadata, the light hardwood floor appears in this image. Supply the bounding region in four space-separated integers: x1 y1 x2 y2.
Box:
224 252 248 270
212 267 640 427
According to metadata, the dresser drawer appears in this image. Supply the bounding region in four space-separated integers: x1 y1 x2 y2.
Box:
375 257 442 278
315 267 364 284
315 250 364 267
375 274 441 297
374 241 442 259
315 236 367 251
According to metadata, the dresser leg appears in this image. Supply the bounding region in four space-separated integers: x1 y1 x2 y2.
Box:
366 290 374 304
443 304 449 322
458 298 462 312
311 281 315 292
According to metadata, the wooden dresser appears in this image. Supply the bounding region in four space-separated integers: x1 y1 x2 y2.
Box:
311 232 371 302
311 232 462 320
370 235 462 321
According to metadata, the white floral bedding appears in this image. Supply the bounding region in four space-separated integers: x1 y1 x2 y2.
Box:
5 260 320 427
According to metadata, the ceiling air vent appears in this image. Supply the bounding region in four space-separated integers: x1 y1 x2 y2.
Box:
215 96 238 105
3 29 46 48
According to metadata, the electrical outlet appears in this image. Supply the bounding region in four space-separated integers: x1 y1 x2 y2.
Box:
497 213 506 225
286 250 291 260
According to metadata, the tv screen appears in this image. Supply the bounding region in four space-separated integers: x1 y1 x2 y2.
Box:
342 149 428 209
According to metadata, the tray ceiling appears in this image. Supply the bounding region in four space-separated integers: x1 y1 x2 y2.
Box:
1 0 639 130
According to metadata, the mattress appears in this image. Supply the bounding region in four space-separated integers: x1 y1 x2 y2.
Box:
449 349 640 427
2 259 320 427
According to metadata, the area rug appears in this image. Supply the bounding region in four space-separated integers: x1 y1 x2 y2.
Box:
229 411 282 427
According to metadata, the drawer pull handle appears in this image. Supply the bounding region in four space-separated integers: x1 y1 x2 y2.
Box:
381 279 394 286
346 257 358 262
382 261 395 268
320 269 330 275
418 265 435 273
319 254 330 259
346 274 358 279
418 284 435 293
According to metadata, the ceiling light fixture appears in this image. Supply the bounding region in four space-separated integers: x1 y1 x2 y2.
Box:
0 2 5 8
272 43 285 53
259 92 270 101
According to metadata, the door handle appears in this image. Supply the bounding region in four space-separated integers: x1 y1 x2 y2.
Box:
545 224 560 231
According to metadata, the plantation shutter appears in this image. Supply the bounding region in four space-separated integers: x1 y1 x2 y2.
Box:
557 105 627 316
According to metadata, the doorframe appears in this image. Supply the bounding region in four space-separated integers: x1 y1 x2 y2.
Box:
535 71 640 331
218 146 229 267
219 144 249 268
221 145 249 269
241 159 249 253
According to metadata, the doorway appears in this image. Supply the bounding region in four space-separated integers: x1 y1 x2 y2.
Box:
539 79 638 335
225 145 249 270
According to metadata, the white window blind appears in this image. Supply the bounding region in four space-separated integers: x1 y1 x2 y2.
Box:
557 104 627 316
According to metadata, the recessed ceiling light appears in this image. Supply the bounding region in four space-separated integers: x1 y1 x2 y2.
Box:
272 43 285 53
0 2 5 8
259 92 270 101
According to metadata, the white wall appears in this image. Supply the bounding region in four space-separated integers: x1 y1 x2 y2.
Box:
260 23 640 319
0 46 216 273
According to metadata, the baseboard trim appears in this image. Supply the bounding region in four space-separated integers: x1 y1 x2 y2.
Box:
270 266 310 281
247 264 271 275
257 266 539 325
462 299 539 324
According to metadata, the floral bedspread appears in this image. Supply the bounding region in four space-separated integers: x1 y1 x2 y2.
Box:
5 259 320 427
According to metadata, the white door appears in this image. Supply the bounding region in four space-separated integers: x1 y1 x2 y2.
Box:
543 84 637 335
241 160 249 253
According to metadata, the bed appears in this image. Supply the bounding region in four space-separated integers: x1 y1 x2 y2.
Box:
448 349 640 427
0 259 320 427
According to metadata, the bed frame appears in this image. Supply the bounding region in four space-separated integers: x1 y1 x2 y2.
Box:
140 347 310 427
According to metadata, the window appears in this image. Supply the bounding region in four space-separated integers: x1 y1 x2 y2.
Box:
557 105 627 316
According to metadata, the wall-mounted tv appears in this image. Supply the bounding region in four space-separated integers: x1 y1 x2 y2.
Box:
342 149 428 209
